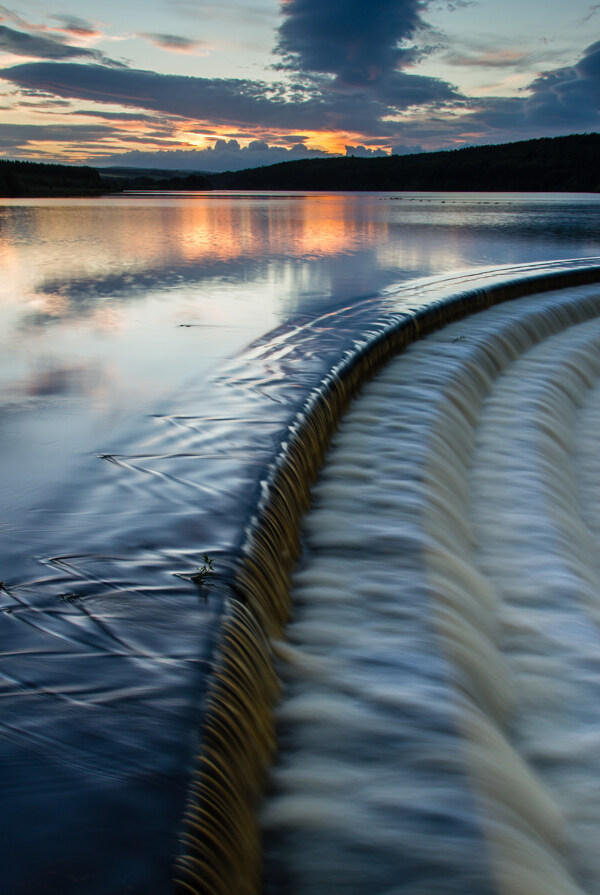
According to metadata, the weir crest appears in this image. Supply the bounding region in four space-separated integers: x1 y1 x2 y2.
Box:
174 261 600 895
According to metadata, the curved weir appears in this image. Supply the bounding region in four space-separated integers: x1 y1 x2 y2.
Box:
174 262 600 894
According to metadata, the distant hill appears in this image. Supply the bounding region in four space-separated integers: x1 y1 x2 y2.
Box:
0 159 107 197
1 134 598 196
208 134 600 193
0 160 212 197
97 167 212 191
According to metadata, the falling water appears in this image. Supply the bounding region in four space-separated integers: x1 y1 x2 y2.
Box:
261 281 600 895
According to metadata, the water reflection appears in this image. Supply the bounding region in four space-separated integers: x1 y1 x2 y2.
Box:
3 191 598 574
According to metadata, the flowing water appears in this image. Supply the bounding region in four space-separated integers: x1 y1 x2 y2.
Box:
0 191 599 893
263 283 600 895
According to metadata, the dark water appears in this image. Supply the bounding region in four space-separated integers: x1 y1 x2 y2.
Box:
0 191 599 893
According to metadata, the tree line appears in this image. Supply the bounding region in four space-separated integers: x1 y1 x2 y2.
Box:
0 133 598 196
0 160 211 196
208 134 600 192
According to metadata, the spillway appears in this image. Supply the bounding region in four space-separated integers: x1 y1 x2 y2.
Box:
175 264 600 894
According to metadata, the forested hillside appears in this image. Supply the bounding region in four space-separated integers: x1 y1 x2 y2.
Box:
0 160 106 196
208 134 600 192
1 133 598 196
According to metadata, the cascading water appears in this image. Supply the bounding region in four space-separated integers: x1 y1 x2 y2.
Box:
260 281 600 895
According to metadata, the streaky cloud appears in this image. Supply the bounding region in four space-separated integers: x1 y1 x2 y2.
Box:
0 25 125 66
0 61 458 135
140 32 208 53
49 14 99 37
70 109 167 123
0 121 123 152
443 49 542 68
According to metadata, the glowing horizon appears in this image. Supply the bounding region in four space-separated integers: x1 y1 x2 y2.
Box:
0 1 598 170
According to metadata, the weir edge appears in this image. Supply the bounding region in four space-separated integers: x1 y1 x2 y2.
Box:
174 262 600 895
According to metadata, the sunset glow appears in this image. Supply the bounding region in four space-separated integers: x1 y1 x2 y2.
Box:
0 1 597 170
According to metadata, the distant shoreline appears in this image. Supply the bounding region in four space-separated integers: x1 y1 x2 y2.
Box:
1 133 598 197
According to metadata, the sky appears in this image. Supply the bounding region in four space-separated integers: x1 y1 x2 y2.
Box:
0 0 598 170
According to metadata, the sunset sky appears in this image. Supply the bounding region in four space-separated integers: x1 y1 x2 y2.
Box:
0 0 598 170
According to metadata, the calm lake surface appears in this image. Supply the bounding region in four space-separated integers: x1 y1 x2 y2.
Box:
1 191 599 893
2 192 599 536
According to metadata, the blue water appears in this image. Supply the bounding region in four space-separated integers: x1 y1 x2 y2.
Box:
0 191 599 893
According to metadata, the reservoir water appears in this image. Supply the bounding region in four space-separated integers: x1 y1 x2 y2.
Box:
0 191 599 893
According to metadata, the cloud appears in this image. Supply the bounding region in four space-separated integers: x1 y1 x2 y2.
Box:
581 4 600 24
15 97 71 108
391 142 425 154
0 61 460 136
49 14 100 38
140 32 208 54
71 109 166 123
523 40 600 126
2 12 596 160
345 144 388 156
373 69 457 105
89 139 332 171
444 0 477 9
0 7 101 40
272 0 459 126
275 0 429 86
0 25 124 66
0 62 296 125
443 49 543 68
412 41 600 145
0 5 41 33
169 0 278 26
0 121 121 152
0 24 93 59
391 40 600 144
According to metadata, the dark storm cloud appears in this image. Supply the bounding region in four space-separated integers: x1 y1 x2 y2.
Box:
275 0 428 85
401 40 600 144
523 40 600 126
0 61 459 135
0 25 124 66
374 69 457 104
140 32 207 53
0 62 297 125
421 41 600 145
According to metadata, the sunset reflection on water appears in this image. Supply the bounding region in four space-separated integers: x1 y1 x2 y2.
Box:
0 189 599 523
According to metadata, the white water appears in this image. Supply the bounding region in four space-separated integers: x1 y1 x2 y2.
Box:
264 283 600 895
